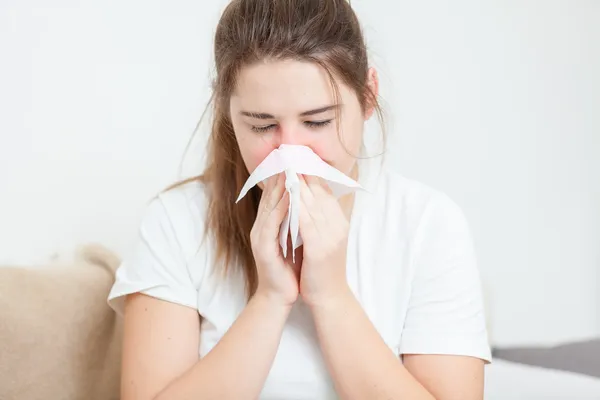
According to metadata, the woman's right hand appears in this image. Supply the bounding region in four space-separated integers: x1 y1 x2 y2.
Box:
250 173 299 307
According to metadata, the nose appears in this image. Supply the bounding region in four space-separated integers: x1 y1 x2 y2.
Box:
278 124 299 146
277 123 305 147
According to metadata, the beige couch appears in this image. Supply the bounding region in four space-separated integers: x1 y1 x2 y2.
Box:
0 245 123 400
0 243 496 400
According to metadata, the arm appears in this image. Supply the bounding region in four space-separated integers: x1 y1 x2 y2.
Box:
403 354 484 400
311 289 485 400
310 290 485 400
309 288 436 400
299 178 489 399
122 292 291 400
117 174 298 400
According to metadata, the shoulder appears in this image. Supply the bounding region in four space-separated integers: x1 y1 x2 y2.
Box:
367 166 470 237
377 169 481 292
139 179 210 262
151 179 208 224
107 179 211 315
358 164 491 362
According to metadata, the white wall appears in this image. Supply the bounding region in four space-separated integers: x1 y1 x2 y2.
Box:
1 0 598 347
355 1 600 346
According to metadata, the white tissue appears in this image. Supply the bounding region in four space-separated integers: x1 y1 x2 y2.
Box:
235 144 363 262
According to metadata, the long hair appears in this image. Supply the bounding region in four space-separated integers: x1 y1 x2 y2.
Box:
171 0 385 300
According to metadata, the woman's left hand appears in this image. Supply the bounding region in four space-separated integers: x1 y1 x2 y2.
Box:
297 175 352 308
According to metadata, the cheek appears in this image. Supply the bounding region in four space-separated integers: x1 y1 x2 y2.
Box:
311 126 363 175
308 142 353 176
238 138 276 173
308 143 335 164
236 126 362 178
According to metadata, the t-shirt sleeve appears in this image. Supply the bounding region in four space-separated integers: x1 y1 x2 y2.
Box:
398 192 492 363
107 195 198 316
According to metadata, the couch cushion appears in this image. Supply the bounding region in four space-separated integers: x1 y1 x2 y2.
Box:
0 244 123 400
493 338 600 378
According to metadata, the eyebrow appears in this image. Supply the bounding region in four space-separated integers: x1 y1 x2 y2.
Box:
240 104 340 119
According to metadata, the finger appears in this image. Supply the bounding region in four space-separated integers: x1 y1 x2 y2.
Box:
304 175 333 198
298 175 315 209
299 175 337 233
299 175 332 216
260 174 285 226
262 188 290 237
256 174 283 227
319 177 334 195
298 193 319 238
257 175 275 208
264 174 280 195
266 173 286 211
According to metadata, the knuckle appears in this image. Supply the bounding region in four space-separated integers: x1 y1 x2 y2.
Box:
262 199 274 213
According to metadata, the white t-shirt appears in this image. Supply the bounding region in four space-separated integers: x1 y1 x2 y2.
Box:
108 155 492 399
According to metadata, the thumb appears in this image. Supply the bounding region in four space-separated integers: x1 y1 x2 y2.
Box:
297 195 318 238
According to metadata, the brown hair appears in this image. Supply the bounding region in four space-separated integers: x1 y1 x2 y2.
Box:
172 0 385 299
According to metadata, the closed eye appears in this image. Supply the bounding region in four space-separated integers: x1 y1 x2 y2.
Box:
250 119 333 133
305 119 332 129
250 124 276 133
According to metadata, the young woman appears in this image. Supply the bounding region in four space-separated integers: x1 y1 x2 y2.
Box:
108 0 492 399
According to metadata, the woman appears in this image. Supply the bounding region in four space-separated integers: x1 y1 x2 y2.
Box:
108 0 492 399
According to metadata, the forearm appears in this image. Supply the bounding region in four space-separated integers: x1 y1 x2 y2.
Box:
309 288 434 400
155 294 290 400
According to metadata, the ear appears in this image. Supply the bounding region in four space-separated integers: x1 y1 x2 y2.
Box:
364 67 379 120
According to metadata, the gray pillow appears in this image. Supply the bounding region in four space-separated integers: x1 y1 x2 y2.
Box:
492 339 600 378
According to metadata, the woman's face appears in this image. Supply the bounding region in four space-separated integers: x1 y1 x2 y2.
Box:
230 59 378 185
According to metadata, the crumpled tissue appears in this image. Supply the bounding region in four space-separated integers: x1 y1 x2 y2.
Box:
236 144 363 261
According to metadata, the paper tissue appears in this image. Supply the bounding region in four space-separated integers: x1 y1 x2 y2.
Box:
236 144 363 261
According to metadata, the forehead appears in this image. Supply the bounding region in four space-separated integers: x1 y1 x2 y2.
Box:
230 59 353 114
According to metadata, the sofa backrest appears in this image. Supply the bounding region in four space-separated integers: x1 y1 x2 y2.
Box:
0 244 123 400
